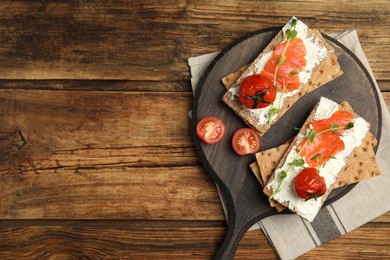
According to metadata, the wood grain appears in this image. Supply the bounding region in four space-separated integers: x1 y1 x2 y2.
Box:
0 225 225 259
373 212 390 223
0 80 192 92
0 90 230 219
383 92 390 112
0 90 193 152
0 223 388 259
0 1 388 80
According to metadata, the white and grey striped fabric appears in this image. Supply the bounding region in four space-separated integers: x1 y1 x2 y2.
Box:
188 30 390 260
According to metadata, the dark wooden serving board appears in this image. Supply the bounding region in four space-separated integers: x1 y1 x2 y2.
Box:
192 27 382 260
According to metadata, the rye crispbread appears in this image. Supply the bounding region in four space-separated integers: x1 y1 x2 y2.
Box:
249 161 286 212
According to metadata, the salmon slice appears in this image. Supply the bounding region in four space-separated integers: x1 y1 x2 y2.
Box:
310 110 354 133
299 110 354 167
261 38 307 92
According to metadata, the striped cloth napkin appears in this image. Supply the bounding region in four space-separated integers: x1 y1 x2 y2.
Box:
188 30 390 259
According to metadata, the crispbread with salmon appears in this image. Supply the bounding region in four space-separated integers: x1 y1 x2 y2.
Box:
251 131 380 211
222 18 343 136
263 97 376 221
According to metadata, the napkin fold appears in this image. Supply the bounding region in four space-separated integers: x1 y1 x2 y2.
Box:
188 30 390 259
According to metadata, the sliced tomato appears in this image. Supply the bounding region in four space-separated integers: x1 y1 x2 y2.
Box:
196 116 226 144
232 128 260 155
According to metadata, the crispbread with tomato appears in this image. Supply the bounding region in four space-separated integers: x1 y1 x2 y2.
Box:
263 97 379 222
222 17 343 136
250 131 380 212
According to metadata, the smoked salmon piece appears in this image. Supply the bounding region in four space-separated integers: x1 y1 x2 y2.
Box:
299 110 354 167
310 110 353 133
261 38 307 92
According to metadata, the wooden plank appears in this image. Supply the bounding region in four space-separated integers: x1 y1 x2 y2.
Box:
383 91 390 112
0 89 199 169
0 223 388 259
372 212 390 223
378 80 390 91
0 90 194 152
0 1 388 80
0 90 224 219
301 227 390 259
0 225 226 259
0 165 223 219
0 80 191 92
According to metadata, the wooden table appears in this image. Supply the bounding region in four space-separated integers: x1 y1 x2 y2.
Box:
0 1 389 259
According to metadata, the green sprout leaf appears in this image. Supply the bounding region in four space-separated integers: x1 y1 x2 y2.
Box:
291 18 297 28
268 107 280 123
288 159 305 167
285 29 291 40
290 71 299 76
280 170 287 179
270 170 288 199
294 127 301 131
295 159 305 166
287 29 297 40
286 19 298 41
286 27 297 41
345 122 354 130
311 153 323 162
307 129 317 143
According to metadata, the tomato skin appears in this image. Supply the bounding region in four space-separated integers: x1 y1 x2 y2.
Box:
239 74 276 109
196 116 226 144
293 168 327 200
232 128 261 156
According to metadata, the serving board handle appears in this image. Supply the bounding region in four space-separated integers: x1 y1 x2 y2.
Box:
212 181 275 260
214 215 249 260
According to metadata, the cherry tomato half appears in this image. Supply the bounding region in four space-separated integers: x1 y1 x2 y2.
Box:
196 116 226 144
293 167 327 200
239 74 276 109
232 128 260 155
